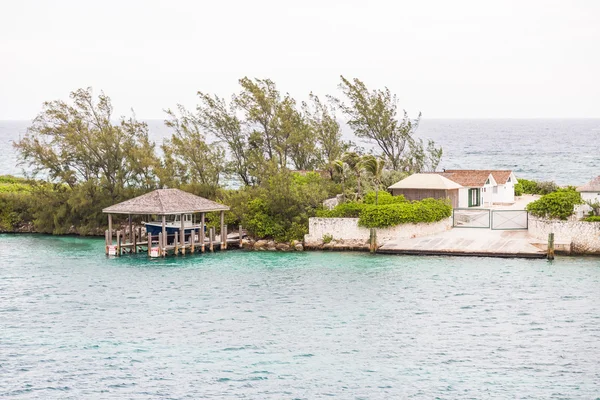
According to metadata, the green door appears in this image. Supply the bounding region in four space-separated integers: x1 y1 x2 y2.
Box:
468 188 480 207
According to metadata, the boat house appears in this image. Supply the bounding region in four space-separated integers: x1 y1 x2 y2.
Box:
388 173 461 208
102 188 232 257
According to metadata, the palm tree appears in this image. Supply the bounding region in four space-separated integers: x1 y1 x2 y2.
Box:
332 159 347 202
362 155 385 205
342 152 363 200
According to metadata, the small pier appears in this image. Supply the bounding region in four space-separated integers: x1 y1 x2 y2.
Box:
102 188 243 257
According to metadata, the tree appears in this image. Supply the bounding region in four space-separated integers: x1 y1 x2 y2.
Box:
162 106 225 190
342 152 364 199
362 155 385 205
15 87 158 201
195 91 253 186
331 76 441 172
303 93 347 177
332 159 348 201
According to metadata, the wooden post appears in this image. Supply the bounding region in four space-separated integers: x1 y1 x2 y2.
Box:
161 215 167 249
239 225 243 247
148 233 152 256
133 227 137 253
209 227 214 252
180 214 185 254
191 228 195 253
200 213 205 253
105 230 109 255
108 214 113 245
220 211 225 249
548 232 555 260
158 232 163 257
128 214 133 245
174 231 179 255
369 228 377 253
117 231 122 256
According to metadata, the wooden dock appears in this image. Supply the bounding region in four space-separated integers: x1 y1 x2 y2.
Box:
105 226 245 257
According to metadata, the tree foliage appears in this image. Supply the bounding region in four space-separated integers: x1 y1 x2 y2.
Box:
526 188 583 220
331 76 442 172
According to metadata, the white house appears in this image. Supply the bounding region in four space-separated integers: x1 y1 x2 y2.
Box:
575 176 600 218
441 170 518 207
388 170 518 208
577 176 600 203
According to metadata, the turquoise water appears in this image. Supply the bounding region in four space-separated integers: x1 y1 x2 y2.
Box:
1 235 600 398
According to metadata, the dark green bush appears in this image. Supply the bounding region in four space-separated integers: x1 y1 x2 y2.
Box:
526 188 583 220
358 198 452 228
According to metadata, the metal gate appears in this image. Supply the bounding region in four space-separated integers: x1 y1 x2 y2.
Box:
452 208 491 228
491 210 528 230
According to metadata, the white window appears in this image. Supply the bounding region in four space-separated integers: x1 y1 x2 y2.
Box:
493 186 498 194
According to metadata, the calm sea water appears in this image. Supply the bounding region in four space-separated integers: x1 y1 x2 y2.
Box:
1 235 600 398
1 119 599 185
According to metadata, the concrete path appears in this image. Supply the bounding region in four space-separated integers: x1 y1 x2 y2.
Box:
378 228 546 258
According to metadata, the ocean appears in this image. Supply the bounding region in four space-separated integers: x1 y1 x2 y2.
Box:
1 119 598 185
1 235 599 398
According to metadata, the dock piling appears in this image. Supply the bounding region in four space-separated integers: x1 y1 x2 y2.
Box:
369 228 377 253
548 232 555 260
209 227 214 252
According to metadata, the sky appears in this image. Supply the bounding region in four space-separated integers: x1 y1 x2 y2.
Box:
1 0 599 120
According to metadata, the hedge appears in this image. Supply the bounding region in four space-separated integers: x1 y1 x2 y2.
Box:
358 198 452 228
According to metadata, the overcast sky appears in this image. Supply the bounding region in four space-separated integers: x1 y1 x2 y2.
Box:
1 0 598 120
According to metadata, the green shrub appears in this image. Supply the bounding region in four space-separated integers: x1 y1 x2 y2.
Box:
317 201 366 218
322 234 333 244
514 182 523 197
363 191 407 205
358 198 452 228
583 216 600 222
517 178 558 195
526 188 583 220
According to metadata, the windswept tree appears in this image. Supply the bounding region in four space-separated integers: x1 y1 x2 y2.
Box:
333 159 349 201
303 93 347 177
15 87 158 201
194 91 253 185
331 76 441 172
362 155 385 205
162 106 225 192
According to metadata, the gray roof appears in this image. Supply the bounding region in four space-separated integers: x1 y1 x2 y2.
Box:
388 173 462 190
103 189 229 215
577 176 600 192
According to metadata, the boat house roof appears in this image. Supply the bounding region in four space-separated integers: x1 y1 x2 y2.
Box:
102 188 229 215
577 176 600 192
388 173 462 190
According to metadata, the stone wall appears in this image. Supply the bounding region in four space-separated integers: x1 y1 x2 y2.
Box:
304 217 452 244
528 216 600 254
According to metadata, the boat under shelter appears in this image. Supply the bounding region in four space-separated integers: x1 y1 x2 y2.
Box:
102 188 234 257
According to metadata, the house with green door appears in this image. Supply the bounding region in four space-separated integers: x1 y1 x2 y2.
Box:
389 170 518 208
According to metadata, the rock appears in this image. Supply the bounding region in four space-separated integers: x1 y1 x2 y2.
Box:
290 240 299 247
253 239 268 250
294 243 304 251
276 243 291 251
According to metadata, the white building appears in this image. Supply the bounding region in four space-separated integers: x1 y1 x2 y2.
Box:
577 176 600 203
389 170 518 208
441 170 518 208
